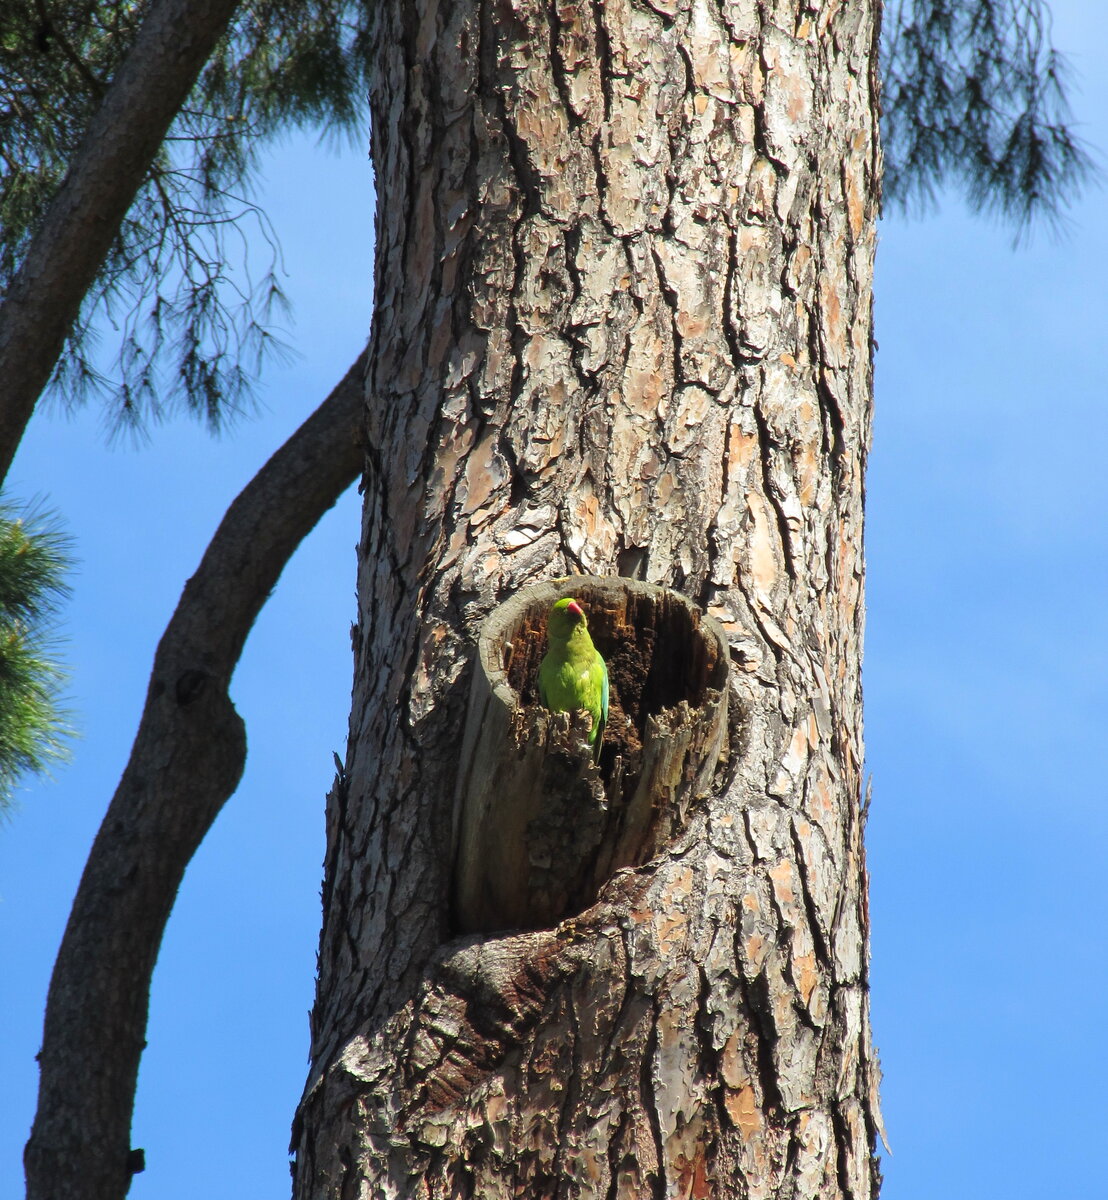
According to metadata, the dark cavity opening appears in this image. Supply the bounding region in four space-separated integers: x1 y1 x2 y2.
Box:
502 579 725 771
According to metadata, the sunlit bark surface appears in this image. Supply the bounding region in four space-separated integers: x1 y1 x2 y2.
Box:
294 1 884 1196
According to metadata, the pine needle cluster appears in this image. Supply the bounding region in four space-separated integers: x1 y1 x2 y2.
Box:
0 505 73 814
882 0 1095 234
0 0 372 432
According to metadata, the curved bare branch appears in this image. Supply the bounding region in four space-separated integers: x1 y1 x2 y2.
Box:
24 348 367 1200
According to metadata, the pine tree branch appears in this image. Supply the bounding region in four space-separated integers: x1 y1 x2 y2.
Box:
0 0 244 487
24 347 367 1200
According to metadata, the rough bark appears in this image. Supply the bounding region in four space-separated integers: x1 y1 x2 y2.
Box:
295 1 883 1197
0 0 243 487
24 349 366 1200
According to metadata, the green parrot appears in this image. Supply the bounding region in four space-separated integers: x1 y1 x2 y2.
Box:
538 597 609 758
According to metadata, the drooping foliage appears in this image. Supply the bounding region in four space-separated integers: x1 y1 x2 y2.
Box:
882 0 1094 231
0 506 72 813
0 0 372 430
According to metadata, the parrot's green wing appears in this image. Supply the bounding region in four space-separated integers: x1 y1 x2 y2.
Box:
593 651 609 759
538 597 608 760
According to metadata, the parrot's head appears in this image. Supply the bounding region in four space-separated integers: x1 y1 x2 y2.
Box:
547 596 587 642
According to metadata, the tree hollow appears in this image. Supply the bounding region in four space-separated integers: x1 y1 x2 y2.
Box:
452 575 728 933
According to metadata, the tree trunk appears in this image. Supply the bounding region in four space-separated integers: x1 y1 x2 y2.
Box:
293 0 884 1196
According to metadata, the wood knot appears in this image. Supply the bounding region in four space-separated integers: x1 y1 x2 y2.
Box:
175 668 209 705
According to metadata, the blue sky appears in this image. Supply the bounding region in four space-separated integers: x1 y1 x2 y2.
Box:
3 4 1107 1196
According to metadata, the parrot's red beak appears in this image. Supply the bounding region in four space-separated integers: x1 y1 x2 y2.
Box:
566 600 584 618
